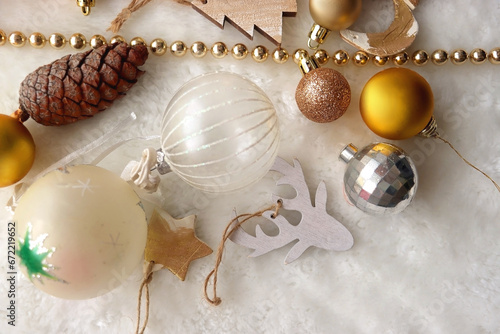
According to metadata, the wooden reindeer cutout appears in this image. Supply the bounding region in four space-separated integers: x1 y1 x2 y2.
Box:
229 157 354 264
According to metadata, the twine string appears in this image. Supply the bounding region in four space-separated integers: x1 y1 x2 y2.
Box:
435 134 500 192
108 0 191 33
203 201 282 306
136 261 155 334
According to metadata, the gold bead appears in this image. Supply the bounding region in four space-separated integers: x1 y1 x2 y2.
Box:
49 33 66 49
251 45 268 62
392 52 409 66
450 49 468 65
90 35 107 49
332 50 349 66
353 51 369 66
211 42 228 59
411 50 429 66
8 31 26 48
110 35 125 45
431 49 448 65
272 48 289 64
293 49 308 64
372 55 389 66
488 48 500 65
150 38 167 56
130 37 146 48
313 49 329 65
69 33 86 50
170 41 187 56
231 43 248 60
29 32 46 49
0 30 6 46
191 41 207 58
470 48 487 65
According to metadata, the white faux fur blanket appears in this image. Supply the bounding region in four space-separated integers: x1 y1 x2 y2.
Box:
0 0 499 333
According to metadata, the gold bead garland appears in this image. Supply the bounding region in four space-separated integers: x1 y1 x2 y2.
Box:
1 29 500 67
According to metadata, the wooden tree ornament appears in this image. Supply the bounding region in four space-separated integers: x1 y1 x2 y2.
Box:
192 0 297 45
229 157 354 264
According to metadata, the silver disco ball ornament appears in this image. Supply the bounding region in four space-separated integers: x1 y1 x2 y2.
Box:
339 142 418 215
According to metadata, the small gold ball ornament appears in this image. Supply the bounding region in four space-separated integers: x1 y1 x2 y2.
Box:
251 45 268 62
470 48 487 64
0 114 36 187
372 55 389 67
353 51 369 66
9 31 26 48
392 52 409 66
49 33 66 49
309 0 362 31
0 30 6 46
191 41 207 58
450 49 468 65
332 50 349 66
360 68 434 140
411 50 429 66
150 38 167 56
90 35 107 49
431 49 448 65
130 37 146 48
313 49 329 65
69 33 86 50
110 35 125 45
211 42 228 59
29 32 46 49
272 48 289 64
489 48 500 65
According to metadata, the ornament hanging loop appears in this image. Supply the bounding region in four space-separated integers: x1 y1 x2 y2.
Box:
76 0 95 15
420 117 500 193
203 202 281 306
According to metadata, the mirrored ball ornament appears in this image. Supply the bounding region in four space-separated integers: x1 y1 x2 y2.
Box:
339 142 418 215
161 72 280 193
14 165 147 299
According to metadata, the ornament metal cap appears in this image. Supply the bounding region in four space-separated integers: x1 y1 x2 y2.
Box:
77 0 95 15
155 149 172 175
419 115 439 138
297 53 319 75
339 144 358 163
308 23 330 50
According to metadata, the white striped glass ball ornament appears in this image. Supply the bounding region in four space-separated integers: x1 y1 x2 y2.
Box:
161 72 280 193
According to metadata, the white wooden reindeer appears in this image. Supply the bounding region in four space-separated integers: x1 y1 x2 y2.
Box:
229 157 354 264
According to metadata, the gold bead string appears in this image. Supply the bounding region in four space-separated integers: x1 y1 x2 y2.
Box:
2 30 500 66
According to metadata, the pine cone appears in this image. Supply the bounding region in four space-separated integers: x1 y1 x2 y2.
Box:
18 42 148 126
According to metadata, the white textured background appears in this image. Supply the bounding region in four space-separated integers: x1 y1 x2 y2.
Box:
1 0 500 333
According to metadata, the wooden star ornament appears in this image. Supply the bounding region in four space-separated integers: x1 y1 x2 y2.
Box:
145 208 212 281
192 0 297 45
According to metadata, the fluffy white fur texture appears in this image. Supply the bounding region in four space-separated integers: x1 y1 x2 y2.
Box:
1 0 499 333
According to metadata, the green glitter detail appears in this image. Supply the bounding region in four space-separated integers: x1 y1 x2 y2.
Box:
17 225 60 282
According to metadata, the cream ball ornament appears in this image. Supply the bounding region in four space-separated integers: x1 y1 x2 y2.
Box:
14 165 147 299
160 72 280 193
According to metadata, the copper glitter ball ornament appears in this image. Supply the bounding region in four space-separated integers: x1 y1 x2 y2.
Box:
295 54 351 123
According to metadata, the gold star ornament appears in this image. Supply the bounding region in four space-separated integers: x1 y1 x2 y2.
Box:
145 209 212 281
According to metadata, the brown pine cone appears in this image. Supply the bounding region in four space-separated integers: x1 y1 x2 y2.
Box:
18 42 148 126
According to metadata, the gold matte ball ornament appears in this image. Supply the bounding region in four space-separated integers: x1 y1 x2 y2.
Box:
360 68 434 140
310 0 362 31
0 114 36 187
